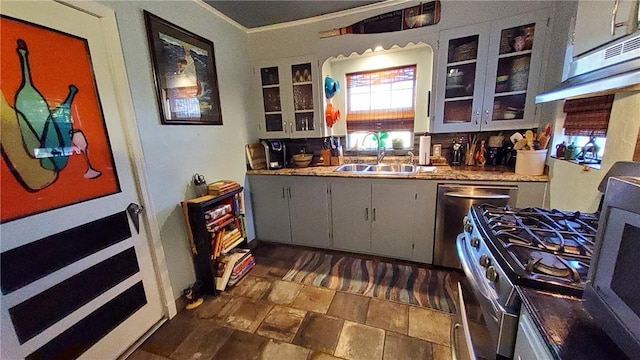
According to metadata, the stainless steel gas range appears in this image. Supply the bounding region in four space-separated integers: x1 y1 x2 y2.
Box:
454 204 598 359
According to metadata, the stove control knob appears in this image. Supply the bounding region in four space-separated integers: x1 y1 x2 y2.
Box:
464 220 473 233
479 254 491 267
485 266 499 282
470 236 480 248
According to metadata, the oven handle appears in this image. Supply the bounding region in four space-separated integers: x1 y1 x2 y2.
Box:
451 323 461 360
456 234 505 316
445 192 511 200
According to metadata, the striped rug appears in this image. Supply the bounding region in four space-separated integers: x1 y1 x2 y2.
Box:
283 251 459 314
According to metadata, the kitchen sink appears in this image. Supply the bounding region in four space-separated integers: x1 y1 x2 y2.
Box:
333 164 370 172
334 163 418 174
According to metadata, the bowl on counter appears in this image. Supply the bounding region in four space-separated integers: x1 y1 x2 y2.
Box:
292 153 313 168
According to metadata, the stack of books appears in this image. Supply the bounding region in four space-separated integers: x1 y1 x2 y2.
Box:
210 217 244 259
214 248 254 290
207 180 241 197
227 250 255 287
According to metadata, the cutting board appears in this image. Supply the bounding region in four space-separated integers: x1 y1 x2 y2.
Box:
245 143 266 170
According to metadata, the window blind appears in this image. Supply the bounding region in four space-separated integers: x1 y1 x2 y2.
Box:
563 95 614 137
346 65 416 132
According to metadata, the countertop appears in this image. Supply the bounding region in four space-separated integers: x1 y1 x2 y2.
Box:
516 287 629 360
246 164 549 182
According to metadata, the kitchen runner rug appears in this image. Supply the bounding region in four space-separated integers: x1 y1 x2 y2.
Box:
282 250 458 314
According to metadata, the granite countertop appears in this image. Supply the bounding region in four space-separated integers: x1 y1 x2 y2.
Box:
246 164 548 182
516 287 628 360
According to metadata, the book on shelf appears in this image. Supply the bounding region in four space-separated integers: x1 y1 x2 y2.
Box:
214 249 251 290
206 213 233 229
207 180 241 197
207 216 235 233
221 228 241 246
211 229 225 259
232 192 245 215
204 204 232 221
228 252 255 287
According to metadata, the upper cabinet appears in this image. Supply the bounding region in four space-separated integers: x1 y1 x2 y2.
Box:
255 57 323 139
573 0 640 56
433 10 548 133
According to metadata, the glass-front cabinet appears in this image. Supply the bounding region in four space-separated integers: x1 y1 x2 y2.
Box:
256 58 322 138
433 10 548 133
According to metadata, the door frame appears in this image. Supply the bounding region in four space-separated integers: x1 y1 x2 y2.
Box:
60 0 176 319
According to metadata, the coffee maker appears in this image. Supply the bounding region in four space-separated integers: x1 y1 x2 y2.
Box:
262 140 286 169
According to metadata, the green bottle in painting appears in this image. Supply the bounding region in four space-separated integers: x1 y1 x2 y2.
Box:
14 39 52 158
44 84 78 170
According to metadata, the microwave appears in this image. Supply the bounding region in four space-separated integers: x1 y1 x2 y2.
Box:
583 176 640 359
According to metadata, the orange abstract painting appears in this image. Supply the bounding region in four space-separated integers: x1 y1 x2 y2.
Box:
1 16 120 222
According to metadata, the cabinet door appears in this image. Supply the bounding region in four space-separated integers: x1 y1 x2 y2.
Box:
330 178 372 253
573 0 639 56
289 177 330 248
513 308 554 360
371 181 416 260
433 23 491 133
257 64 288 139
481 10 548 132
412 181 437 263
289 61 322 138
248 175 292 243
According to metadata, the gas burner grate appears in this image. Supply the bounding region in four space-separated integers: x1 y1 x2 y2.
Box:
481 205 597 257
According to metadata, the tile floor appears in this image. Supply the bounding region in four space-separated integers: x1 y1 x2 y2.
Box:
127 243 461 360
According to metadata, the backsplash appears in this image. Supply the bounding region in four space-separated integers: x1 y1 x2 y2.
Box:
270 128 536 167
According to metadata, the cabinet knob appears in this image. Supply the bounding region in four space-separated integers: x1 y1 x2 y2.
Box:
475 110 480 125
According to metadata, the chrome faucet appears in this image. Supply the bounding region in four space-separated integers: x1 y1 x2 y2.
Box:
407 151 415 164
362 131 386 164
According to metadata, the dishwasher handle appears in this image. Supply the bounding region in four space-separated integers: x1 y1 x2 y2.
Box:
444 192 511 200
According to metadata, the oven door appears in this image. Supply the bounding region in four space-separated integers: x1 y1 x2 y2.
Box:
451 282 475 360
457 234 518 358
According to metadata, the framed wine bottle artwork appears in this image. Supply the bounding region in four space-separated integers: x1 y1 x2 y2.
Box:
0 15 120 222
144 11 223 125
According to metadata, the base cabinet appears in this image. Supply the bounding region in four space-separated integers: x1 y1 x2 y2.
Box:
330 178 430 262
249 175 330 247
513 307 554 360
249 175 546 265
249 175 292 244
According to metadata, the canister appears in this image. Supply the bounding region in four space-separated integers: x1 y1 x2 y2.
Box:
565 142 577 160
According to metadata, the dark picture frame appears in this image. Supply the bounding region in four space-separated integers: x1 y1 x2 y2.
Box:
144 11 223 125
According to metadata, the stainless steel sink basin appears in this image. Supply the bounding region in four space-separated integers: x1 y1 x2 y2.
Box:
365 164 417 173
334 163 418 174
334 164 371 172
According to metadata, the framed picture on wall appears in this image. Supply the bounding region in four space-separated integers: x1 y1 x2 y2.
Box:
144 11 223 125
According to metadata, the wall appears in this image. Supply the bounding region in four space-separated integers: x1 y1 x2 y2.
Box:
99 0 254 301
539 1 640 211
323 44 434 137
548 92 640 211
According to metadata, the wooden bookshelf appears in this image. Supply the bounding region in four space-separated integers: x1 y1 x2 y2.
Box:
181 186 249 294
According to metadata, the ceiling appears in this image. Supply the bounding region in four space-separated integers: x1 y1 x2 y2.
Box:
203 1 383 29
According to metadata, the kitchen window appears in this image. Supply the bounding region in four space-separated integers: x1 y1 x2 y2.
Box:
558 95 613 167
345 65 416 150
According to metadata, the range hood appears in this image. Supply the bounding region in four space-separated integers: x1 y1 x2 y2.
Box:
536 32 640 103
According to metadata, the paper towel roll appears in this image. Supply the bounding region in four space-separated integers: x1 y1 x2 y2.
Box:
419 135 431 165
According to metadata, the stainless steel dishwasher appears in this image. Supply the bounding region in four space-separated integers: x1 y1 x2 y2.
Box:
434 184 517 269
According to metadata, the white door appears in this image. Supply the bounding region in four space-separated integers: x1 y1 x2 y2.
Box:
1 2 164 359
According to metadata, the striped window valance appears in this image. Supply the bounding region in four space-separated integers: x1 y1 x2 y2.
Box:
563 95 614 137
346 65 416 132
